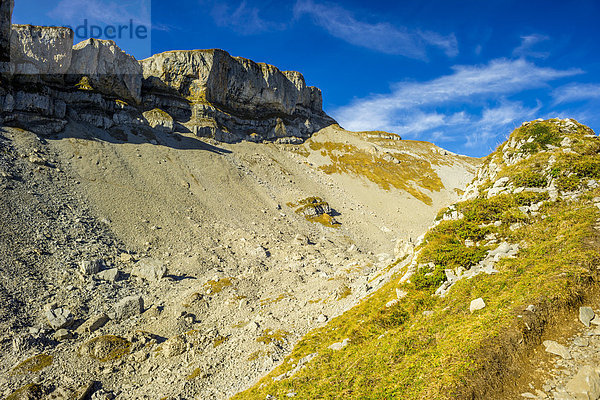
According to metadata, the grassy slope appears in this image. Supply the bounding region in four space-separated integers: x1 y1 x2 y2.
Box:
233 119 600 399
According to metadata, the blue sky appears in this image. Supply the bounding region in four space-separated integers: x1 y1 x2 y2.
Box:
13 0 600 157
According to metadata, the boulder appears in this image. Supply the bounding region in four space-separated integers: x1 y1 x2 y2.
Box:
566 366 600 400
79 259 103 275
143 108 174 132
580 306 595 327
131 257 167 281
80 335 130 362
162 335 187 357
96 268 119 282
328 338 350 351
113 295 143 320
10 25 73 74
67 38 142 104
470 298 486 313
75 313 109 335
543 340 572 359
45 307 74 329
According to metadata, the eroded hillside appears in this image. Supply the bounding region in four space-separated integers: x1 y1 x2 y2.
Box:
235 118 600 400
0 120 477 399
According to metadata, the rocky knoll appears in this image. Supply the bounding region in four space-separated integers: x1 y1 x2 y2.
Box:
0 6 334 143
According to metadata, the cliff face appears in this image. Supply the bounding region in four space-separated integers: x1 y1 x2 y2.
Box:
0 0 13 62
140 50 332 142
0 9 335 142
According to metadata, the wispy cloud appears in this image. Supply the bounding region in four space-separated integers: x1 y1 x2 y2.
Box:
464 100 541 149
333 58 581 154
49 0 150 26
293 0 457 59
211 1 285 35
553 83 600 104
512 34 550 59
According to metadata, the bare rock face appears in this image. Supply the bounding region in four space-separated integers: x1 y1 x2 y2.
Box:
140 49 335 142
0 0 13 62
67 38 142 104
0 24 335 143
9 25 73 75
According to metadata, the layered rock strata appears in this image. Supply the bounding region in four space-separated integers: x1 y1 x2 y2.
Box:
0 7 335 142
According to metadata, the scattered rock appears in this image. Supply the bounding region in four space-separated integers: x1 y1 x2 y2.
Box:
565 366 600 400
96 268 119 282
75 313 109 335
328 338 350 351
470 298 486 313
386 299 398 308
113 295 143 320
526 304 536 313
45 307 73 329
162 335 187 357
79 259 103 275
131 258 166 281
543 340 572 360
579 307 595 328
573 337 590 347
80 335 131 362
316 314 328 323
53 328 72 340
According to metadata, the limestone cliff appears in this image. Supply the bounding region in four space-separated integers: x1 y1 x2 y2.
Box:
141 50 333 142
0 7 335 142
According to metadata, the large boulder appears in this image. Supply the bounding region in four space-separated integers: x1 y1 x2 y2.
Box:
9 25 73 74
67 38 142 104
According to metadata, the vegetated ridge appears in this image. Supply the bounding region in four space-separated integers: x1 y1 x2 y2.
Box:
235 118 600 400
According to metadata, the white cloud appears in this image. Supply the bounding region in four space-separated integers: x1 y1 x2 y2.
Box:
512 34 550 59
553 83 600 104
464 100 541 149
334 58 581 133
293 0 457 59
332 58 580 154
211 1 285 35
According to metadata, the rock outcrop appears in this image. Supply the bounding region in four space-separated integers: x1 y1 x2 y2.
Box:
0 6 335 142
140 49 332 141
0 0 13 62
9 25 74 75
67 38 142 104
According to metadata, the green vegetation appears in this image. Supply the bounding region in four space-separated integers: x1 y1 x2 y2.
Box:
11 354 53 374
234 119 600 400
82 335 131 362
204 278 233 294
256 329 289 345
5 384 44 400
307 140 444 205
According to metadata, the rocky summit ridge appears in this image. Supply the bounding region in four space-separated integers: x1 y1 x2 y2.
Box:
0 4 334 144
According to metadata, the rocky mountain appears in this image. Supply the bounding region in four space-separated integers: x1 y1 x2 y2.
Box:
235 118 600 400
5 5 599 400
0 8 482 400
0 5 334 145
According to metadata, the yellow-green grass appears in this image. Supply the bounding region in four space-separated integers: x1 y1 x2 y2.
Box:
307 141 444 206
204 277 233 294
11 354 53 375
234 120 600 399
